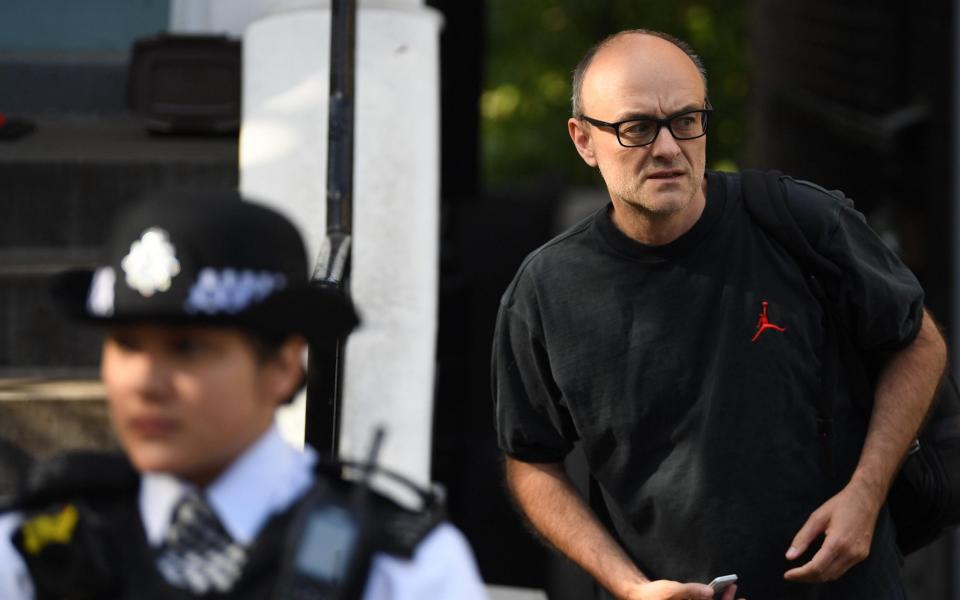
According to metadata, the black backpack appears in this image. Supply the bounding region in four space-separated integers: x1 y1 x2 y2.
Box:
740 168 960 554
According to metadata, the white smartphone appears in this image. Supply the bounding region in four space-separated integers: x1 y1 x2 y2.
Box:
708 574 738 595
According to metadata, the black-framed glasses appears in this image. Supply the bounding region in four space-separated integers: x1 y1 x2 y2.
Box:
579 108 713 147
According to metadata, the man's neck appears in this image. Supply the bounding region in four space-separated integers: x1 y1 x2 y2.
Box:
610 179 708 246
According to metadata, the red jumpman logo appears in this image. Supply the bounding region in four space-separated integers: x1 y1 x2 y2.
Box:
751 300 786 342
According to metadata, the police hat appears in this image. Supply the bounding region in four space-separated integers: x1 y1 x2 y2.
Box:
53 189 358 340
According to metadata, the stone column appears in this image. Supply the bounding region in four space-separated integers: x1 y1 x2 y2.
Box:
238 1 441 490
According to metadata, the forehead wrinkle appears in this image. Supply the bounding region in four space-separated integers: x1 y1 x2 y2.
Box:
581 33 705 120
612 98 704 122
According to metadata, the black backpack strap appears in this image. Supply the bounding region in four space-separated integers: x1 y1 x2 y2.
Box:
740 169 845 284
740 170 808 261
740 169 840 479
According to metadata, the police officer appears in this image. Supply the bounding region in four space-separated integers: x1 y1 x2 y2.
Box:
0 190 487 599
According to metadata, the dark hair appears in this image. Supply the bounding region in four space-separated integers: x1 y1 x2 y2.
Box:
570 29 710 117
246 331 306 405
247 332 288 362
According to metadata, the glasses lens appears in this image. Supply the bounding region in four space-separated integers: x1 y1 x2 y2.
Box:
669 111 706 139
618 120 658 146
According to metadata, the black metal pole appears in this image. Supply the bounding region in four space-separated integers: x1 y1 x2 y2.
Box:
305 0 357 455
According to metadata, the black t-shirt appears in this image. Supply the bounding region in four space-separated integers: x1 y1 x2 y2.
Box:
492 171 924 599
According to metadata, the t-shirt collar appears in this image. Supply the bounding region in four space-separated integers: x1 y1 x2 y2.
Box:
593 170 726 261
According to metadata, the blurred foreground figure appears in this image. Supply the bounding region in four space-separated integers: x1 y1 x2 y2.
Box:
492 29 946 600
0 190 486 599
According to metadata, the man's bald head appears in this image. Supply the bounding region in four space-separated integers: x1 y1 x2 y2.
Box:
570 29 709 118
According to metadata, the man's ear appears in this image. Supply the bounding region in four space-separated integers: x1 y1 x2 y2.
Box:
568 117 598 167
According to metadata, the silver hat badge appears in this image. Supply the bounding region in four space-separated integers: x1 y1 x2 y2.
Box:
121 228 181 297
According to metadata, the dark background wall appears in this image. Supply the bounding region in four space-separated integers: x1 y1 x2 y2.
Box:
426 0 564 592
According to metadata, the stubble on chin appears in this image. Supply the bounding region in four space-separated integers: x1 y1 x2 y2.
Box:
614 177 694 218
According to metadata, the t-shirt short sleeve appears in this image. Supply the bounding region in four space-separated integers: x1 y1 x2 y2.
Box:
491 275 577 463
804 185 925 354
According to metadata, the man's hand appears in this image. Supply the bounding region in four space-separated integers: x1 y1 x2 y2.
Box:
783 481 882 582
618 580 744 600
504 459 750 599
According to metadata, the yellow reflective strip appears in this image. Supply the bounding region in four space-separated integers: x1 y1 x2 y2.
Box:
22 504 79 554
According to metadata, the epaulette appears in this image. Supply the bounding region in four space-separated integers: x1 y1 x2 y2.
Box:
4 452 134 599
368 483 446 558
313 459 446 559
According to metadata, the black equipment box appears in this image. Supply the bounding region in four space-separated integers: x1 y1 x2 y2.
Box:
127 34 242 135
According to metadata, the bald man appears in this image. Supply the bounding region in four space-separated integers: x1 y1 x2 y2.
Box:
492 30 945 600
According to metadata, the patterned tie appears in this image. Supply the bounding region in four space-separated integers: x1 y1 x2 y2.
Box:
155 490 248 594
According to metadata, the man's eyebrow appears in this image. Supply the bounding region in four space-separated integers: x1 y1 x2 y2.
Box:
616 105 704 121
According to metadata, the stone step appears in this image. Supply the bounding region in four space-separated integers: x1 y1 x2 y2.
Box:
0 378 113 456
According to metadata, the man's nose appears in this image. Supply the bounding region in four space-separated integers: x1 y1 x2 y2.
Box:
649 124 682 158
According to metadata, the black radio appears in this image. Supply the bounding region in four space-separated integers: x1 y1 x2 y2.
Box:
273 429 444 600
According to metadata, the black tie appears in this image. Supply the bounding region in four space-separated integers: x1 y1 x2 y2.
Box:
155 490 248 594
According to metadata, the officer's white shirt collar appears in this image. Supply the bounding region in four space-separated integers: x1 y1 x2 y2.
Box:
140 423 316 546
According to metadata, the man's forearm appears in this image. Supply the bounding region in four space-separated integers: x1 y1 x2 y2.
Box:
851 308 947 498
504 457 647 597
785 309 949 582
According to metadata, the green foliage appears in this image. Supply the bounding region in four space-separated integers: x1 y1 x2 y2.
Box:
483 1 750 187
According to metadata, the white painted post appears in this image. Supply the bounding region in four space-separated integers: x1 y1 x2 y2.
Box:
170 0 425 36
240 3 442 489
